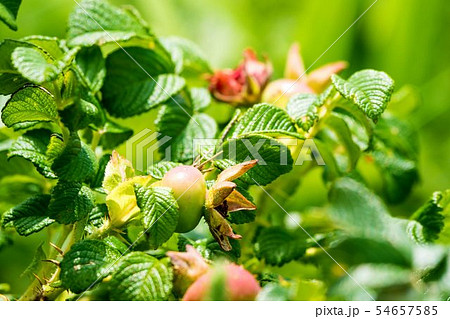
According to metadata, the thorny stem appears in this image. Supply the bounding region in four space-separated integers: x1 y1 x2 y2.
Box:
19 218 88 300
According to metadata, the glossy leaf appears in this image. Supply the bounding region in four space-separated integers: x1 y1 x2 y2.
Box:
0 0 22 30
66 0 150 46
134 185 179 249
48 181 95 224
12 47 60 84
331 69 394 122
60 239 122 294
228 103 300 139
216 134 293 186
52 133 97 182
286 93 319 131
254 226 307 266
8 129 56 178
1 86 58 130
2 194 54 236
108 252 173 301
103 46 183 117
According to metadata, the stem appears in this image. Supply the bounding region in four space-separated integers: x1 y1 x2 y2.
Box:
90 130 102 151
19 218 88 301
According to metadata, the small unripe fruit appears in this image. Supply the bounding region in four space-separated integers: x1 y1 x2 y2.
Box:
160 165 206 233
183 263 261 301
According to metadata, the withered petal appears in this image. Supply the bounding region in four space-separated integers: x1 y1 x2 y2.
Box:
206 208 242 251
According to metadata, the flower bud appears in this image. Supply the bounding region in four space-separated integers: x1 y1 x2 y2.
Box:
262 42 347 108
208 49 272 106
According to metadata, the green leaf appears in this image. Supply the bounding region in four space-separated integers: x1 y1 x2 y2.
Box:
286 93 319 131
160 36 211 75
48 181 95 224
52 133 97 182
331 69 394 122
0 0 22 31
332 105 373 151
66 0 151 46
103 236 128 254
60 92 104 130
155 93 218 162
172 114 217 163
257 283 290 301
60 239 122 294
228 103 301 139
331 264 410 301
371 115 419 203
12 47 60 84
98 119 133 149
155 94 192 137
216 134 293 186
134 185 179 249
228 209 256 225
329 177 417 251
89 153 110 189
45 134 64 162
108 252 173 301
2 194 54 236
8 129 56 178
86 203 108 232
1 86 58 130
331 236 409 266
323 114 361 171
0 39 32 95
190 87 211 112
74 45 105 93
411 191 447 242
146 161 180 179
103 47 183 117
254 226 307 266
21 36 64 59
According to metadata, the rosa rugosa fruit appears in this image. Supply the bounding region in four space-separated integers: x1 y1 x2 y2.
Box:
160 165 206 233
183 263 261 301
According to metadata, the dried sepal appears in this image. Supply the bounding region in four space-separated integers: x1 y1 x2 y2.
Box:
216 159 258 183
226 190 256 212
205 208 242 251
206 181 236 208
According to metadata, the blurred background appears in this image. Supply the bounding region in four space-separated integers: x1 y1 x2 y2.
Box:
1 0 449 294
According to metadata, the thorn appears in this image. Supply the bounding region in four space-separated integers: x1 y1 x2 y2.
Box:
49 242 64 256
192 154 202 166
194 148 215 168
197 150 223 170
42 259 60 267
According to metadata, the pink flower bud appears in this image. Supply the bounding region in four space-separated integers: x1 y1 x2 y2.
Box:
208 49 272 106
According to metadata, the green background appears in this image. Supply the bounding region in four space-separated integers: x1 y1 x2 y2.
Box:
1 0 449 294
